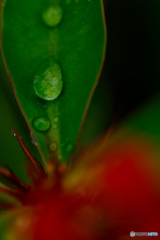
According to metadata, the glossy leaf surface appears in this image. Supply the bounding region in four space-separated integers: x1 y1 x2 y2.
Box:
1 0 106 164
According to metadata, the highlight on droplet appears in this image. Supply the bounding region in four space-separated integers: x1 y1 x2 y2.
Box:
34 56 63 101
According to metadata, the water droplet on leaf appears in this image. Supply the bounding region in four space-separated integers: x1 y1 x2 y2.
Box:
34 57 63 101
30 132 38 145
11 129 16 136
32 117 50 132
66 144 73 152
54 117 58 122
49 142 57 152
42 5 63 27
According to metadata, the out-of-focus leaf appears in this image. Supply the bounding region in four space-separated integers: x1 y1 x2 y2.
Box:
124 94 160 143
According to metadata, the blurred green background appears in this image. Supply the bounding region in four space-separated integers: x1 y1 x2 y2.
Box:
1 0 160 182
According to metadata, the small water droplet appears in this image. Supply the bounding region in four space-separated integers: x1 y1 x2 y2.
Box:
42 5 63 28
30 132 38 145
34 56 63 101
66 144 73 152
54 117 58 122
32 117 50 132
11 129 16 136
49 142 57 152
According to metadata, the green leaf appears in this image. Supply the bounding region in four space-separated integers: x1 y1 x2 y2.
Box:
0 0 106 164
73 69 113 159
0 53 42 183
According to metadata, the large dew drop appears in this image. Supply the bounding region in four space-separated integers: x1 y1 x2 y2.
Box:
42 5 63 27
32 117 50 132
34 57 63 100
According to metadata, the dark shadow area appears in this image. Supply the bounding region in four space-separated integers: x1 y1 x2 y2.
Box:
104 0 160 119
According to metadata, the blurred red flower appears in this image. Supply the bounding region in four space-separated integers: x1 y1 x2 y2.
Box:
1 132 160 240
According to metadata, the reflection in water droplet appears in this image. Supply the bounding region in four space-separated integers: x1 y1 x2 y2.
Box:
66 144 73 152
32 117 50 132
42 5 63 27
34 57 63 101
54 117 58 122
49 142 57 152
